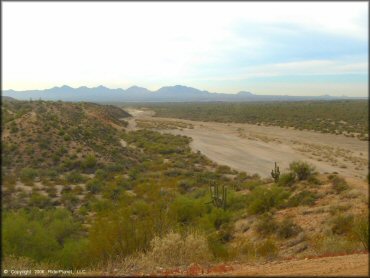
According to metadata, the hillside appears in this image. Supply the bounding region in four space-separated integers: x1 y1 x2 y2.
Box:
2 100 133 171
1 100 368 276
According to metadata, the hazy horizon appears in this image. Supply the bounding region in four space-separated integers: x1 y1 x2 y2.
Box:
3 2 368 97
3 83 368 98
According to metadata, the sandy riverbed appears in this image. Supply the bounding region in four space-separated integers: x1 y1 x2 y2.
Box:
125 108 368 180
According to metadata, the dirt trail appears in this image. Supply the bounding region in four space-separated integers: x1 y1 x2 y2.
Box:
126 108 368 180
221 253 369 276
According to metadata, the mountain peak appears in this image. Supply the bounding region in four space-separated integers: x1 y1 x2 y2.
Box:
237 91 254 96
96 85 108 90
60 85 73 89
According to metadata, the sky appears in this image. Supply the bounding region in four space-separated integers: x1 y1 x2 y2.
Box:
2 2 368 96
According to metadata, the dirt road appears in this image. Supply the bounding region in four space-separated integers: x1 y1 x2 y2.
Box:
125 108 368 180
222 253 369 276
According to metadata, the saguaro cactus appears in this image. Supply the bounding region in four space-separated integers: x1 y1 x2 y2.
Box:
271 162 280 183
209 183 227 210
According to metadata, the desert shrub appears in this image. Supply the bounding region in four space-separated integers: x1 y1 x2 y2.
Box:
73 185 84 195
331 214 354 236
2 209 84 265
86 202 171 264
29 193 52 209
278 172 296 187
206 208 232 230
307 175 322 185
276 218 302 239
351 213 369 249
247 186 290 214
3 174 17 185
216 165 232 174
61 193 79 211
169 196 206 226
94 169 109 180
287 190 318 207
207 232 230 259
331 176 349 193
226 190 248 211
243 180 262 191
82 154 97 171
289 161 316 181
328 204 351 215
239 238 255 258
255 213 278 236
150 231 211 267
255 239 278 259
66 170 86 184
20 168 38 183
61 185 72 194
311 234 360 255
56 239 89 269
177 179 194 194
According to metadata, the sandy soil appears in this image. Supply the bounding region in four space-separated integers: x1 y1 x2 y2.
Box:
127 253 368 276
220 253 369 276
125 108 368 179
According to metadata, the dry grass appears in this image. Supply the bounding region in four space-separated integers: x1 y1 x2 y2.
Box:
100 230 212 275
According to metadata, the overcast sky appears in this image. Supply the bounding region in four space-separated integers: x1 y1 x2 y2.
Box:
3 2 368 96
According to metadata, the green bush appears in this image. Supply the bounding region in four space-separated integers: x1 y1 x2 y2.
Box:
289 161 316 181
276 218 302 239
351 214 369 249
255 238 278 259
331 176 349 193
287 190 318 207
247 186 290 214
29 193 52 209
331 214 354 236
61 193 79 211
278 172 296 187
2 209 84 266
207 232 229 259
20 168 38 183
66 171 85 184
94 169 108 180
169 196 206 225
255 213 278 236
57 239 89 269
82 154 97 171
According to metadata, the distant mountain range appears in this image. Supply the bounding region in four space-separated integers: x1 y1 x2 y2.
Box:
2 85 366 102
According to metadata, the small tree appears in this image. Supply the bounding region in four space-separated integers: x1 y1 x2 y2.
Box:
289 161 316 181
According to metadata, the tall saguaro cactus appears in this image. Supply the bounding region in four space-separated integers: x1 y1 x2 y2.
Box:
209 183 227 210
271 162 280 183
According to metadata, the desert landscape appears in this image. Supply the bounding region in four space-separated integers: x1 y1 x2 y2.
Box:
2 1 368 277
126 108 368 181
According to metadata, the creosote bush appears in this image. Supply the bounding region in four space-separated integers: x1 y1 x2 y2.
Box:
247 186 290 214
255 239 278 260
331 214 354 236
351 213 369 249
276 218 302 239
278 172 296 187
255 213 277 236
331 176 349 193
289 161 316 181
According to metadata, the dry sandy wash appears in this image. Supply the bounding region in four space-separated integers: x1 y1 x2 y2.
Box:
125 108 368 181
